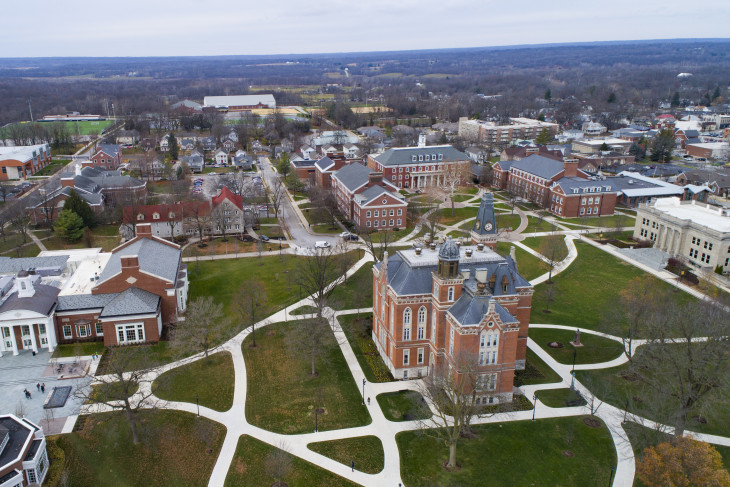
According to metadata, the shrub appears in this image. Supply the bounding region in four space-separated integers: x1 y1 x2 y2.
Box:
43 438 66 487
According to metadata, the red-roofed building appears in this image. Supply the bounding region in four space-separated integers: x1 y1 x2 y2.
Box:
211 186 243 210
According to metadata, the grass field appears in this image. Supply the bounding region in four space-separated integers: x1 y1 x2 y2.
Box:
521 235 569 262
376 391 431 421
32 159 71 176
529 328 624 365
242 320 371 434
0 119 114 138
183 238 259 257
536 388 587 408
557 214 636 228
496 213 522 231
496 241 548 281
329 262 374 310
525 216 560 233
225 435 357 486
397 416 616 487
514 349 562 386
436 207 478 226
52 341 106 358
338 313 394 383
95 341 177 374
451 194 477 203
308 436 384 474
152 352 234 412
531 242 694 332
56 410 225 487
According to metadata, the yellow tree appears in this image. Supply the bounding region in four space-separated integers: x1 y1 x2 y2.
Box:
637 436 730 487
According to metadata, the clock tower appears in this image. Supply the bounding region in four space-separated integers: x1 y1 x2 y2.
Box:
471 192 498 249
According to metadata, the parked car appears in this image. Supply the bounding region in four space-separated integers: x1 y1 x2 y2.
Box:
314 241 330 248
340 232 358 241
259 235 270 242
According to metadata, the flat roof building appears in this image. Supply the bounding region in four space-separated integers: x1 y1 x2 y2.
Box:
458 117 559 146
203 94 276 111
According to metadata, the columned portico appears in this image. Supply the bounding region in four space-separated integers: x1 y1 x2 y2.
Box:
0 317 56 358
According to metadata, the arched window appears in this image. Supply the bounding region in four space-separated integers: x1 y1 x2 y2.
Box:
447 287 454 301
403 307 412 326
418 306 427 325
431 313 437 343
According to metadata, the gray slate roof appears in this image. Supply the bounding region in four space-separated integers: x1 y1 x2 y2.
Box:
332 163 372 191
373 145 468 166
552 177 615 194
56 293 116 312
314 156 335 171
0 256 68 274
473 193 497 236
447 293 518 327
511 154 566 180
98 144 120 158
100 287 160 318
99 238 181 284
355 185 403 205
0 284 59 316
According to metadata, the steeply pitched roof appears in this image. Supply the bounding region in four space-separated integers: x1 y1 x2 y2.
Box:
372 145 468 166
315 156 335 171
354 185 405 206
511 154 567 180
56 293 116 312
332 163 373 191
96 144 120 158
447 293 518 327
212 186 243 210
0 284 59 316
98 237 181 284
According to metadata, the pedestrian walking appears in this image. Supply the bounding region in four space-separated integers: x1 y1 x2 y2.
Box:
36 383 40 391
28 391 32 399
367 397 370 406
350 460 354 472
41 383 45 393
23 389 28 399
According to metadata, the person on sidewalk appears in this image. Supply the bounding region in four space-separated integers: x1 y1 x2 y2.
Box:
36 383 40 391
41 383 46 393
350 460 354 472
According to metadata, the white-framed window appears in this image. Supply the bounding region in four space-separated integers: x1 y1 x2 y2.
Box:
403 349 410 365
153 212 160 220
63 325 72 339
39 323 46 335
116 323 145 344
417 348 424 364
77 324 90 338
447 287 454 301
403 325 411 341
95 323 104 336
366 211 371 217
397 218 402 226
449 326 455 355
374 210 379 217
418 306 426 325
397 209 402 216
403 307 412 325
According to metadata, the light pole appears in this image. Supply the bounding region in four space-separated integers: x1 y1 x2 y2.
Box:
532 392 537 421
196 394 200 417
362 378 366 404
607 466 615 486
570 348 577 390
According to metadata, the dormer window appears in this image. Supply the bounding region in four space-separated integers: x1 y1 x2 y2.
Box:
153 212 160 220
418 155 423 161
425 155 430 161
432 154 436 160
438 154 443 160
137 214 144 221
169 212 175 219
412 155 417 162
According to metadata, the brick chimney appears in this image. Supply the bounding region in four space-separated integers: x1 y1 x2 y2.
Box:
525 147 539 155
121 256 140 271
563 158 579 178
368 172 383 186
135 223 152 237
60 177 75 188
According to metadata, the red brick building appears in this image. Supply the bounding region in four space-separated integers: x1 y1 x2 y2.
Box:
366 143 470 189
0 144 52 180
330 163 405 230
90 144 123 170
372 224 533 403
0 415 49 486
314 155 353 189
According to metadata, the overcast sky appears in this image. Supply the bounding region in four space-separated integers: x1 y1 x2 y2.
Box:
2 0 729 57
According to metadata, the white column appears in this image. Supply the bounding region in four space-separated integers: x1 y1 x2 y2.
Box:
29 324 38 353
45 318 57 353
9 326 18 356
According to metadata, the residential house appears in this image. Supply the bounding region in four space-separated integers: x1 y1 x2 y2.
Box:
300 145 317 160
160 134 170 152
201 137 217 152
676 169 730 197
115 130 140 146
90 144 123 170
140 137 158 151
233 150 253 170
465 146 487 164
222 138 236 152
215 150 229 166
180 139 196 151
181 151 204 173
343 144 360 159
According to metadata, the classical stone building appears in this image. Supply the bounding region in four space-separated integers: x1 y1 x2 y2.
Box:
372 195 533 404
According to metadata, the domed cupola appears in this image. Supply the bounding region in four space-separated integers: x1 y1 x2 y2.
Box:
438 238 461 279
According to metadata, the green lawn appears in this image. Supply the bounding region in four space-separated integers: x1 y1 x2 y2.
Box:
243 320 371 434
557 214 636 228
529 328 624 365
436 207 478 225
369 226 414 242
95 341 177 374
152 352 234 412
496 213 522 231
496 241 548 281
521 235 569 262
531 242 694 332
338 313 394 382
0 119 114 138
311 223 339 234
329 262 374 310
56 410 225 487
576 359 729 437
308 436 384 474
257 225 285 238
397 416 616 487
32 159 71 176
377 391 431 421
52 341 106 358
514 349 562 386
461 186 480 195
188 255 306 339
536 388 587 408
451 194 476 203
43 234 119 252
225 435 357 487
525 216 559 233
291 305 318 315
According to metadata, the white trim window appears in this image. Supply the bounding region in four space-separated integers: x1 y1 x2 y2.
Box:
403 326 411 341
417 347 424 364
403 349 410 365
417 306 427 325
96 323 104 336
63 325 72 339
403 307 412 326
116 323 145 344
447 287 454 301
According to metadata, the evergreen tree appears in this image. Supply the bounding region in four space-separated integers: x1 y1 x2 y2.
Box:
64 189 95 227
650 129 675 163
54 209 84 243
607 92 617 103
671 91 681 107
535 128 552 145
544 89 552 101
712 86 721 102
599 142 610 151
169 134 179 160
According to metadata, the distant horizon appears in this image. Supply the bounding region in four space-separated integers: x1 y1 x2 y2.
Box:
0 37 729 61
2 0 729 58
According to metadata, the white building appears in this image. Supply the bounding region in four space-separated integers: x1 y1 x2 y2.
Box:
634 197 730 273
203 94 276 111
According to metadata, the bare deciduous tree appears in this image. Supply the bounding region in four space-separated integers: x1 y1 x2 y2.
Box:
171 296 229 363
233 280 269 348
439 162 471 216
538 234 564 283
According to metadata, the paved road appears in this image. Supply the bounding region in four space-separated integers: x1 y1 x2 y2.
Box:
257 156 339 250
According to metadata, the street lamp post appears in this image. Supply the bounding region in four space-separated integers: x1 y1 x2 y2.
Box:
362 378 366 404
532 393 537 421
570 348 577 390
196 394 200 417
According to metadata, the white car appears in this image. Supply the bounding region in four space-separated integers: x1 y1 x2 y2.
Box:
314 241 330 248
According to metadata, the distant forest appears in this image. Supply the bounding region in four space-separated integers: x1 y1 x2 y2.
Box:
0 39 729 128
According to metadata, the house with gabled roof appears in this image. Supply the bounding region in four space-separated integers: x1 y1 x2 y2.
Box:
331 163 404 229
90 144 122 170
181 150 204 173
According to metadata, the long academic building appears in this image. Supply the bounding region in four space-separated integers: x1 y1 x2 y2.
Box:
372 194 534 404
